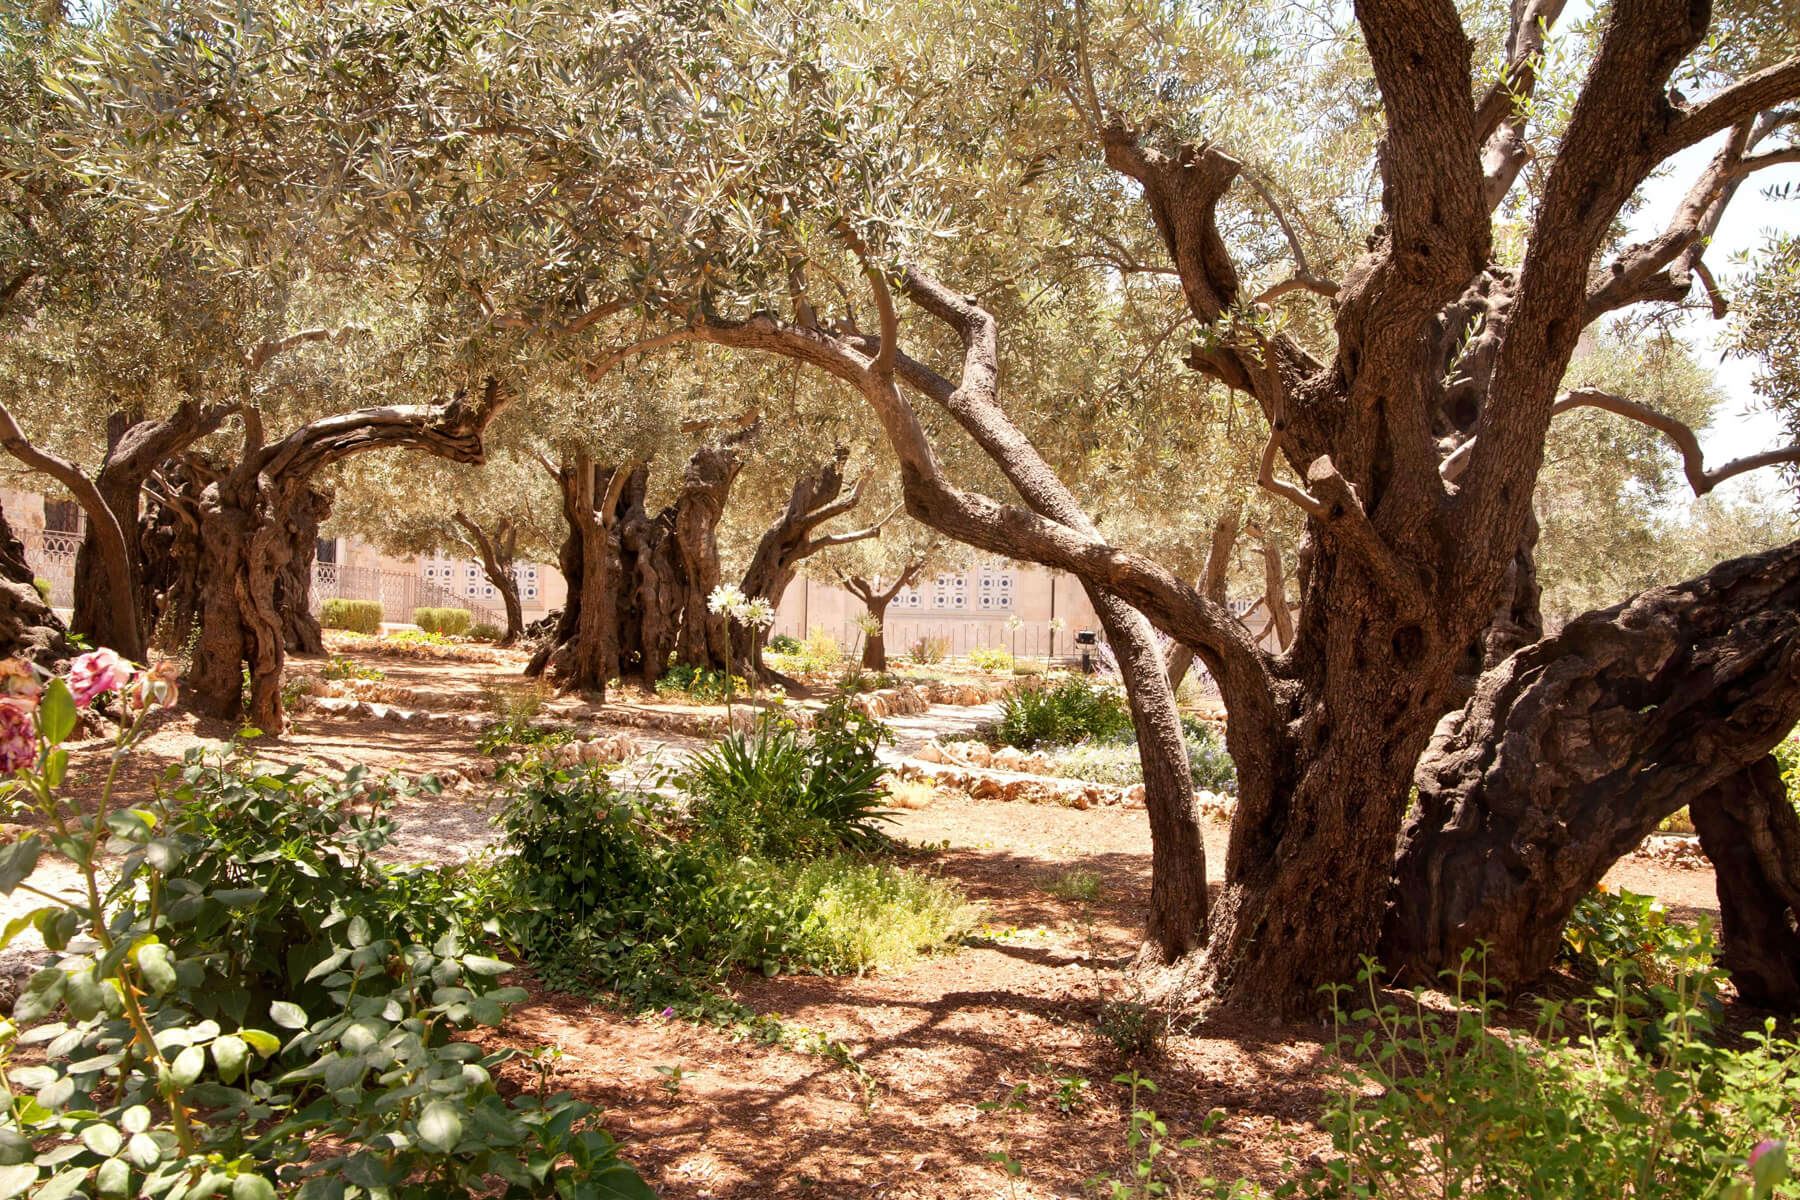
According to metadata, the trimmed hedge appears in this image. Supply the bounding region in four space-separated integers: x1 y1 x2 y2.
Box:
413 606 472 636
321 598 383 634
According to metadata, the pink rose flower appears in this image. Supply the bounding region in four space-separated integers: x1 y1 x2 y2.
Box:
68 649 131 708
0 698 37 773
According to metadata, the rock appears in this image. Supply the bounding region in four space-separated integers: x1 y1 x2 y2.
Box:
991 747 1026 772
914 742 946 764
1124 783 1146 806
970 777 1005 800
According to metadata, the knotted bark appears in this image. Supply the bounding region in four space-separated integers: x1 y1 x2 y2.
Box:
186 381 510 732
276 485 330 654
72 402 233 655
1383 539 1800 989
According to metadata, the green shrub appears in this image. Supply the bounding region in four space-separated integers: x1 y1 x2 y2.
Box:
907 634 950 664
0 667 651 1200
994 676 1134 749
144 751 503 1025
496 764 965 996
413 605 472 635
1562 885 1718 1001
767 856 975 974
655 661 745 703
469 620 505 642
681 699 893 858
768 632 803 654
321 654 384 681
321 597 383 633
967 645 1014 673
1181 715 1237 794
31 576 50 602
1314 956 1799 1199
765 627 845 675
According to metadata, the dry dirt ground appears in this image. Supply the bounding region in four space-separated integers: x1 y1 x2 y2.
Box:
1 645 1747 1199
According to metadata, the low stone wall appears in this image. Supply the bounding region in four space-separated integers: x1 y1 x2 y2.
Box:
892 754 1237 822
847 678 1018 719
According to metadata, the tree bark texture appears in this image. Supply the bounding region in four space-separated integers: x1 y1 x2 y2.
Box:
1383 539 1800 990
1689 755 1800 1010
185 381 510 732
72 402 232 658
276 485 330 654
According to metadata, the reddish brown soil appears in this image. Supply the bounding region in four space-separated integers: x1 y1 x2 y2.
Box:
5 644 1743 1198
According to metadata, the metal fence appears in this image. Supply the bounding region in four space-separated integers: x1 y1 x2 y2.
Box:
21 530 80 608
774 615 1084 665
311 562 504 629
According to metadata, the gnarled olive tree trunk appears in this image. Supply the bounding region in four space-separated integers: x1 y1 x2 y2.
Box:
71 402 233 657
1383 540 1800 989
275 485 330 654
1690 755 1800 1010
524 454 632 698
186 381 510 733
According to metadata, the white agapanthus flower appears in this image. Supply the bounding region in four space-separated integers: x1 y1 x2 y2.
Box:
1005 613 1023 631
1047 617 1066 633
707 584 748 617
855 613 883 637
741 597 777 630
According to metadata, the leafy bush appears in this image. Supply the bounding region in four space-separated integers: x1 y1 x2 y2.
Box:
496 765 966 996
765 856 975 974
30 576 49 602
0 653 652 1200
655 661 745 703
413 605 472 636
144 752 512 1024
321 654 384 681
321 597 383 633
907 634 950 664
681 699 892 858
1563 885 1718 999
765 627 845 676
1315 956 1799 1199
967 645 1014 673
1181 716 1237 794
767 632 803 654
994 676 1134 749
469 620 505 642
